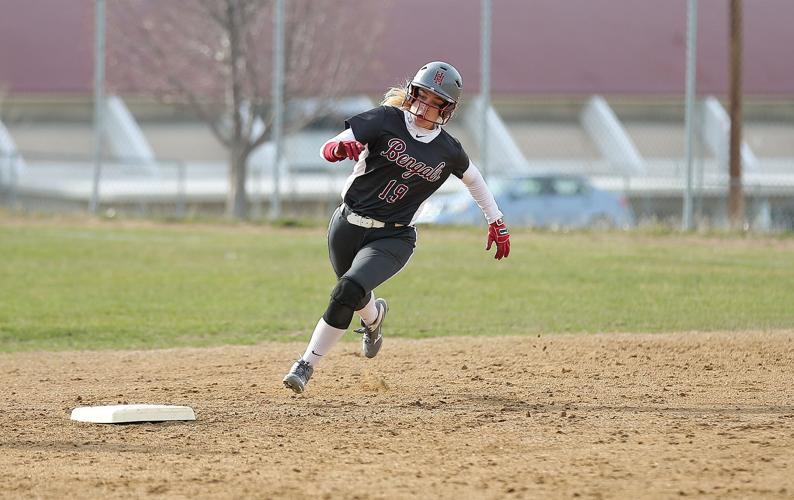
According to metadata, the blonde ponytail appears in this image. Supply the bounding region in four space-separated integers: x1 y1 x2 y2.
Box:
381 81 411 109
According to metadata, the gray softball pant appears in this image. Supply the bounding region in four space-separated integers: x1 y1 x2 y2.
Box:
327 204 417 311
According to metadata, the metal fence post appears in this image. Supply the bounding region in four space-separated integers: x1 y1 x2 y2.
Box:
270 0 284 219
0 153 5 203
9 152 18 210
683 0 698 230
176 161 186 218
90 0 106 215
250 160 261 220
479 0 492 180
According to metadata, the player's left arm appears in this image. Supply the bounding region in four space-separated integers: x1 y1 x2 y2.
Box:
460 161 510 260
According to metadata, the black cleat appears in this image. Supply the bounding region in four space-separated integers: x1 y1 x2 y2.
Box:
282 359 314 394
354 298 388 359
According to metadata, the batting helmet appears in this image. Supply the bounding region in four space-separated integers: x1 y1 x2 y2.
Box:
406 61 463 125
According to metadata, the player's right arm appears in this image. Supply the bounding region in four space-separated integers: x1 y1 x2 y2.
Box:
321 106 387 163
320 129 364 162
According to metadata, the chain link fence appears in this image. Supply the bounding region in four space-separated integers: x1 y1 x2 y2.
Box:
0 148 351 220
3 106 793 231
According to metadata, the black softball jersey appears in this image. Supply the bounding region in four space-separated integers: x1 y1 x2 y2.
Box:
341 106 470 226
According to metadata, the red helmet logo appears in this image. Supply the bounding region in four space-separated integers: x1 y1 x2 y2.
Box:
433 70 445 85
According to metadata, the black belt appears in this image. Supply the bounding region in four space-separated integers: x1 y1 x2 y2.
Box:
340 204 406 228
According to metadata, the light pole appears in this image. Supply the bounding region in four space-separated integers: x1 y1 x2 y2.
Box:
271 0 285 219
90 0 106 215
682 0 698 231
479 0 492 179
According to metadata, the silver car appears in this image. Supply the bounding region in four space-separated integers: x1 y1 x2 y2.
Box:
417 175 634 229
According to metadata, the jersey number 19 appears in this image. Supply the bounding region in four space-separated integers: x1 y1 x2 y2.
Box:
378 179 410 204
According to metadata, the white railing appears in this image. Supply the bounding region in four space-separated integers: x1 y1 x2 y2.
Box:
580 96 645 175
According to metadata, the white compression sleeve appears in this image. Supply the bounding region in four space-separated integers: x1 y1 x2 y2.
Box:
301 318 345 367
357 293 379 326
318 128 356 160
461 161 504 224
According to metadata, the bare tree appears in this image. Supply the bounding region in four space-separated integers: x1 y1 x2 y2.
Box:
108 0 384 219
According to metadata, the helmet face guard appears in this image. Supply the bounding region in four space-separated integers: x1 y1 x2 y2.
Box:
405 84 456 125
404 61 463 126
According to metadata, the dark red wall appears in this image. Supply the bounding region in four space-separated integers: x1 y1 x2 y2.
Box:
1 0 791 96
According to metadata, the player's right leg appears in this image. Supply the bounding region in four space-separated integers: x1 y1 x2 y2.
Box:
283 276 368 393
283 206 369 394
326 205 379 322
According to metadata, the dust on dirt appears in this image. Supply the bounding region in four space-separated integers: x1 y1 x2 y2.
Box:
1 331 792 499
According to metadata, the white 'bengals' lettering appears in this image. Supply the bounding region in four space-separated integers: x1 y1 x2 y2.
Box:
380 138 444 182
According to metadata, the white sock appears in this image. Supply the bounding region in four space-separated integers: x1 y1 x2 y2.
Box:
357 293 379 326
301 318 345 366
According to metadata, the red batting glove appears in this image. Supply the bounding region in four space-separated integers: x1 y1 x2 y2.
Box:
321 140 365 162
335 140 365 161
486 218 510 260
337 140 364 161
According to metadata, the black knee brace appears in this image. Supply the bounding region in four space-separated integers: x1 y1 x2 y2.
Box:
323 277 366 329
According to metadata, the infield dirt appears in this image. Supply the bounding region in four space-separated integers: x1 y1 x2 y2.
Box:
1 331 792 499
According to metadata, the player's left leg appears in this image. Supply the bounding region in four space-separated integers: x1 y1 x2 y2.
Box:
355 292 380 328
354 297 389 358
344 228 416 358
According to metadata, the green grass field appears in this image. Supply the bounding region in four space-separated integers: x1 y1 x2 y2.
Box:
2 216 793 352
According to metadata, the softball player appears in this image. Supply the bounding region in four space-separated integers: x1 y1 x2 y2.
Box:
283 61 511 393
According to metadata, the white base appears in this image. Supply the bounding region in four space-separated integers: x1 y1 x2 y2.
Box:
70 404 196 424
